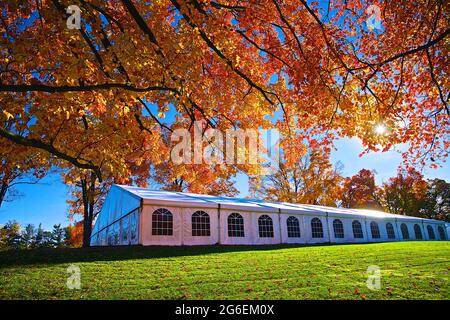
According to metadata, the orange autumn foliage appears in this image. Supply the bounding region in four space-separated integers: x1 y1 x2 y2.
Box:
65 221 84 248
250 149 343 206
381 168 428 216
0 0 447 180
341 169 383 210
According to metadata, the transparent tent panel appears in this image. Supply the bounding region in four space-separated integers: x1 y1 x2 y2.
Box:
130 210 139 245
92 185 141 235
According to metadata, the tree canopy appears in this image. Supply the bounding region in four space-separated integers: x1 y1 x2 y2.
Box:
1 0 448 176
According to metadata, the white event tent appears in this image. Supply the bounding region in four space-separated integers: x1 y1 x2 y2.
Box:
90 185 448 246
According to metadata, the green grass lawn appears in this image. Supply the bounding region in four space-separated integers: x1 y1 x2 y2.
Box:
0 241 448 300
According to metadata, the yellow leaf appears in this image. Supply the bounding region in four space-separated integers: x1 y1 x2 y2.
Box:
3 110 13 120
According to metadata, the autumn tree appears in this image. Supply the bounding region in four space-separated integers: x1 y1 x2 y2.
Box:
1 0 448 173
421 178 450 222
150 162 238 196
341 169 382 209
380 168 428 216
149 127 239 195
64 129 161 248
0 220 21 249
65 221 84 247
250 149 343 206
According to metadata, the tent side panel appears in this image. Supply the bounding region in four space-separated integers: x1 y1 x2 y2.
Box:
279 214 307 244
141 205 182 246
328 217 353 244
219 209 254 245
182 207 219 245
90 185 141 246
250 212 282 245
303 215 329 244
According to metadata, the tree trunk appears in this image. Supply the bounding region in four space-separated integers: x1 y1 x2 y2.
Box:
81 173 97 248
0 182 8 209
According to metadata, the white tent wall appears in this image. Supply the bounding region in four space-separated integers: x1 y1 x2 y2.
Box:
279 214 307 244
428 224 437 240
303 215 330 244
432 222 448 240
439 223 448 240
364 219 381 243
384 220 401 242
372 219 401 242
181 207 219 245
141 205 183 246
422 222 430 240
397 221 419 241
417 222 427 241
90 185 448 246
327 216 365 244
400 222 411 241
425 222 436 240
394 221 403 240
219 209 255 245
410 222 421 240
327 216 348 244
250 212 282 245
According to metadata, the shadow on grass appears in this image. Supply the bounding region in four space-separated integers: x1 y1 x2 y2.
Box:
0 242 376 267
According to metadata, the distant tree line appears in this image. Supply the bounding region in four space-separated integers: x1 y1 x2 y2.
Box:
251 150 450 222
340 169 449 222
0 221 77 250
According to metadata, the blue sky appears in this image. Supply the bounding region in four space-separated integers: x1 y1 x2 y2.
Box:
1 137 449 230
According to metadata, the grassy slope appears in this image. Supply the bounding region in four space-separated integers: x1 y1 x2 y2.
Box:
0 241 448 300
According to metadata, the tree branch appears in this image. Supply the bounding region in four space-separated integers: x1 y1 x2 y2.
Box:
0 83 177 93
0 127 102 181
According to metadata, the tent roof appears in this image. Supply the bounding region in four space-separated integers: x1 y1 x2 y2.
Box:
115 185 442 223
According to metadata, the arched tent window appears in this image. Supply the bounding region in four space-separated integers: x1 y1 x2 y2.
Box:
370 221 381 239
437 226 446 240
287 216 301 238
414 224 423 240
352 220 364 239
400 223 409 240
192 211 210 236
152 208 173 236
386 223 396 239
258 215 274 238
333 219 344 238
228 213 245 237
311 218 323 238
427 225 435 240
